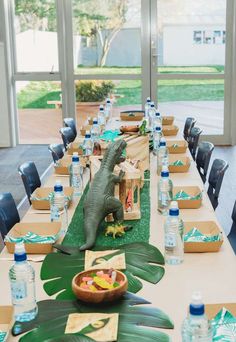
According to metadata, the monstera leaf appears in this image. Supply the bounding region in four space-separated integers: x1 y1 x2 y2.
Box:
12 293 173 342
41 242 165 299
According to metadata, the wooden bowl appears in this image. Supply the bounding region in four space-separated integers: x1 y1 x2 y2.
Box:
72 269 128 303
120 125 139 133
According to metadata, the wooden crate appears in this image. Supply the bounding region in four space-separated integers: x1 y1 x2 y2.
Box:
89 157 141 220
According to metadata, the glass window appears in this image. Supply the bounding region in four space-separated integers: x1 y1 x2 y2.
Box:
14 0 58 72
157 79 224 135
72 0 141 74
157 0 226 73
16 81 62 143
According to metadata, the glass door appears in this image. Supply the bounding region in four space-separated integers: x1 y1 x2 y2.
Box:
72 0 146 126
150 0 230 144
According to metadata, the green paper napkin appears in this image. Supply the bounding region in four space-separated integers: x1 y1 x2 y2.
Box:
4 231 58 244
0 332 7 342
170 160 184 166
184 227 221 242
100 130 120 142
211 307 236 341
173 190 202 201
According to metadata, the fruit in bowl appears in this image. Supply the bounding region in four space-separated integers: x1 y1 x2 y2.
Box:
72 269 128 303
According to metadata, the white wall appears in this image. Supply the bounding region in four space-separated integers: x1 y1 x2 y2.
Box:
0 42 12 147
163 24 225 66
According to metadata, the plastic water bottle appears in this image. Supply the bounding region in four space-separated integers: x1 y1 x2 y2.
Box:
9 243 38 322
158 166 173 215
148 102 156 129
104 98 112 120
145 97 151 118
164 201 184 265
50 180 65 222
182 292 213 341
153 125 163 156
91 118 100 143
153 111 162 130
157 137 169 175
98 104 106 127
83 131 93 156
70 152 83 196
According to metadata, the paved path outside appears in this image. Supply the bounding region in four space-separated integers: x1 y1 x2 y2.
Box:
18 101 224 144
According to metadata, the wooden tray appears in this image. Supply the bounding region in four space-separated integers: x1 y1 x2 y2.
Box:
162 125 179 136
31 187 73 210
5 222 61 254
168 155 191 173
173 186 202 209
0 306 13 342
120 111 144 121
184 221 223 253
167 140 188 154
162 116 174 126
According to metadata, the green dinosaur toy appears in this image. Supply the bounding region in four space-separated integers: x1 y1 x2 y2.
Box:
139 120 147 135
80 139 127 250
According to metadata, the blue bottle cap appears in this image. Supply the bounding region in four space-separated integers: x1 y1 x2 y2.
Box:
85 133 91 138
54 181 63 192
93 119 98 124
72 153 79 162
189 292 205 315
14 243 27 262
190 303 205 315
106 98 111 103
155 126 161 131
169 201 179 216
156 112 161 117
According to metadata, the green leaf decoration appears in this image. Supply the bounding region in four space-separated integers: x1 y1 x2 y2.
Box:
41 242 165 299
12 293 174 342
78 318 109 335
91 250 122 266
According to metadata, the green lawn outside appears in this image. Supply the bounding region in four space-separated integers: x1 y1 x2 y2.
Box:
17 67 224 109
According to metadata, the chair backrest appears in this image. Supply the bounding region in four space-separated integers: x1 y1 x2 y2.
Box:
207 158 229 210
18 161 41 204
196 141 214 183
64 118 77 139
48 144 64 163
0 192 20 239
183 117 196 141
188 126 202 160
59 127 75 150
228 200 236 253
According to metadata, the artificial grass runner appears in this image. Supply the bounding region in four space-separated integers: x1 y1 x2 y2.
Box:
62 172 150 248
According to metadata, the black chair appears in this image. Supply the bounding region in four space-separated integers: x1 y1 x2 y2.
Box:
59 127 75 150
0 193 20 240
228 201 236 253
188 126 202 160
18 161 41 204
183 117 196 141
64 118 77 139
48 144 64 164
196 141 214 183
207 158 229 210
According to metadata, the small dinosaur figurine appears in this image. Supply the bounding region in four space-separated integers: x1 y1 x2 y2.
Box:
105 223 133 239
80 139 127 251
139 120 147 135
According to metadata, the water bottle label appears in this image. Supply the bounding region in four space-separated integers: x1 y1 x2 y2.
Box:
51 205 60 222
160 192 168 207
165 233 176 250
11 281 27 300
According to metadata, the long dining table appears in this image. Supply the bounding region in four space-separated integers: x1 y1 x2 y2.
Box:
0 117 236 341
